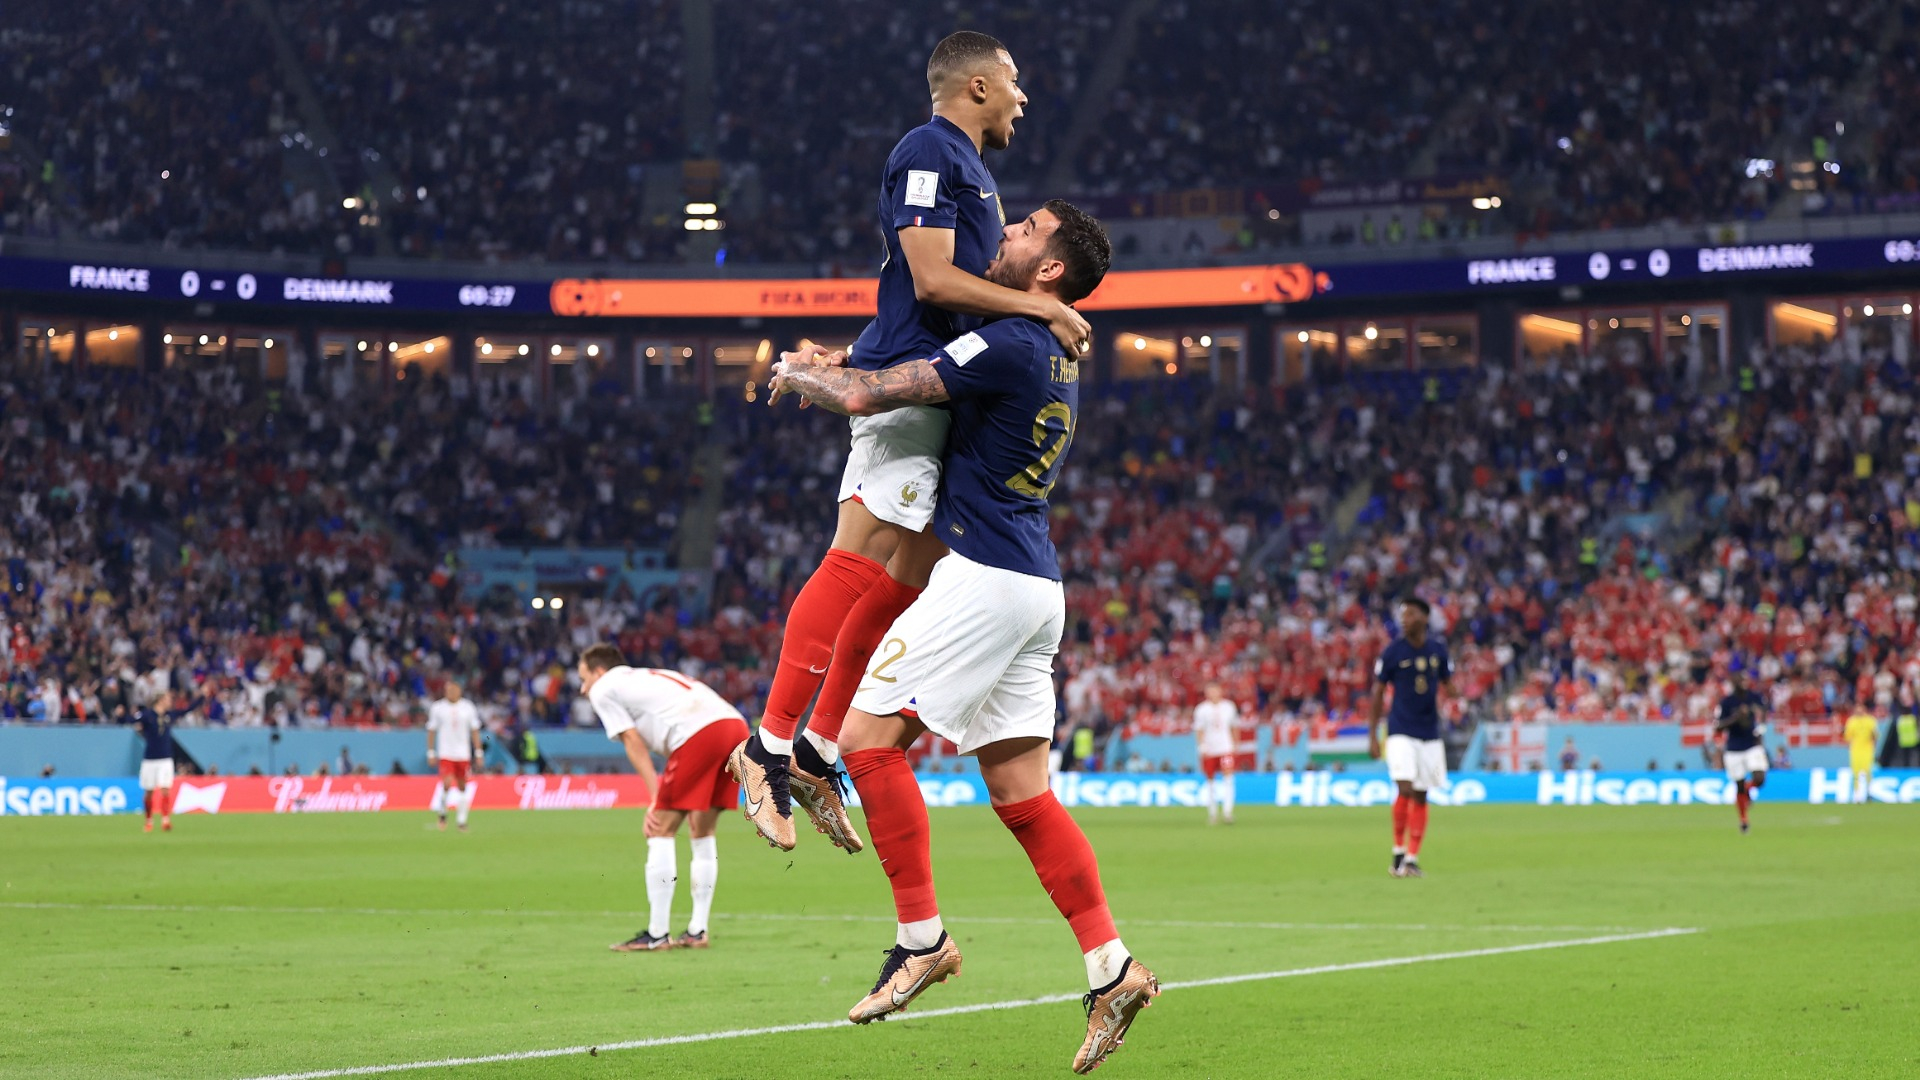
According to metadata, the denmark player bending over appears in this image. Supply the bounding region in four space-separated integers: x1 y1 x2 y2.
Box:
771 201 1155 1075
579 643 751 952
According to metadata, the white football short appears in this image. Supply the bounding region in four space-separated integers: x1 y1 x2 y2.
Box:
851 552 1064 755
139 758 176 791
1384 735 1447 792
1723 745 1770 782
837 405 950 532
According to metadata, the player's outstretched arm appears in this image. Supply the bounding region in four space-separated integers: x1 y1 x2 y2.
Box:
899 227 1090 355
770 358 949 417
1366 684 1388 759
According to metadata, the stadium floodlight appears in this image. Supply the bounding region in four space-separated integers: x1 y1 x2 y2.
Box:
161 170 170 180
481 343 493 355
1472 197 1493 210
1298 330 1310 343
199 334 209 345
519 344 530 356
163 334 173 344
531 597 545 610
423 342 435 353
685 202 718 215
1199 335 1212 348
263 338 273 349
342 197 359 209
357 340 368 351
550 344 562 356
1906 304 1915 316
1133 337 1146 351
684 219 702 231
586 344 600 357
1864 306 1875 317
551 597 565 610
387 341 398 352
108 330 118 341
1364 325 1379 341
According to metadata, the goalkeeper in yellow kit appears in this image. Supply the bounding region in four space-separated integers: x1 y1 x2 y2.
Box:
1843 709 1880 804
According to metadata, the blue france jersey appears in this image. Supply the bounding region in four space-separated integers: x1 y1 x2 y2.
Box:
1718 690 1766 751
928 319 1079 580
850 116 1005 372
1375 637 1452 741
134 707 174 761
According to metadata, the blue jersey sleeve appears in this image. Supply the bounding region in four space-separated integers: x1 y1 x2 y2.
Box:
1373 642 1401 684
1438 647 1453 682
929 321 1038 402
887 131 959 231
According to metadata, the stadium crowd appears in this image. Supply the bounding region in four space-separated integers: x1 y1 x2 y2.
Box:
11 0 1920 263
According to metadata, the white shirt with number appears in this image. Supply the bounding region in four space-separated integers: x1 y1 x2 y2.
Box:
427 699 483 761
1193 700 1239 756
587 666 743 756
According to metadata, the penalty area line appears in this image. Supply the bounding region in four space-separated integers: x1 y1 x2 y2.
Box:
229 927 1699 1080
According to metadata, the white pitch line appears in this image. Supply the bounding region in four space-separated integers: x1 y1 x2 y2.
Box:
229 928 1698 1080
0 902 1643 935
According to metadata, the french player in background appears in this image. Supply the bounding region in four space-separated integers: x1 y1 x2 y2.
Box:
132 691 178 833
579 644 751 952
1717 671 1769 832
1193 683 1239 825
425 680 483 832
1368 597 1452 878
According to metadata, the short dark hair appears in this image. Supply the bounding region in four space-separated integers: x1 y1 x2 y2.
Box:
1040 199 1111 304
928 31 1009 95
1400 596 1432 615
579 643 625 672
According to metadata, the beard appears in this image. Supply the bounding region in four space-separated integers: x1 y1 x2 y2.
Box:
985 248 1041 291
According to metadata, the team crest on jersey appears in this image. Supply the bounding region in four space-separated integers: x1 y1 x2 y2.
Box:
900 481 921 506
1416 656 1428 672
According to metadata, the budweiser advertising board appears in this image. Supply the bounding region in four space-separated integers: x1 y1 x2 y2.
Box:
169 775 652 815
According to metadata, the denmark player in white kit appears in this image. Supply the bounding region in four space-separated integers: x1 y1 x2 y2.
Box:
578 643 751 952
1192 683 1239 825
426 681 484 832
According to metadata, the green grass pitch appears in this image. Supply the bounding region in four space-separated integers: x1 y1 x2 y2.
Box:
2 802 1914 1079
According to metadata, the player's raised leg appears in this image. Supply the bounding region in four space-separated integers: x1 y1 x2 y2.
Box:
794 529 947 853
977 736 1159 1074
731 502 895 851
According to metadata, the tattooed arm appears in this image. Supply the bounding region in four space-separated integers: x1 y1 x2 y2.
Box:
769 359 950 416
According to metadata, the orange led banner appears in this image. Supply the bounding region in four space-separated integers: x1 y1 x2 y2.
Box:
549 263 1321 318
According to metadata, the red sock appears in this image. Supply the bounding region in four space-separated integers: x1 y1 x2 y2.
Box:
143 791 154 820
1736 782 1750 824
1391 795 1410 848
845 747 938 922
761 550 885 741
809 573 924 744
994 792 1118 951
1407 800 1429 856
160 788 174 820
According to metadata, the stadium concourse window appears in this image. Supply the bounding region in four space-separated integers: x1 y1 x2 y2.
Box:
473 337 539 402
390 336 450 384
1345 319 1408 368
1517 311 1584 365
1770 299 1840 350
712 338 775 401
18 320 79 366
1845 296 1916 361
1587 310 1655 364
550 338 625 402
1661 306 1728 375
640 340 697 393
163 327 231 372
1110 332 1177 380
1180 329 1245 385
1276 326 1339 385
1414 316 1476 368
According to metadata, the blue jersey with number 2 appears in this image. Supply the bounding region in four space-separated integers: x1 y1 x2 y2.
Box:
927 318 1078 581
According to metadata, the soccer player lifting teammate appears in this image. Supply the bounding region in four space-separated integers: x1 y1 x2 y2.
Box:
426 680 483 832
1717 672 1769 831
771 202 1157 1075
579 644 750 952
729 30 1092 853
1368 597 1453 878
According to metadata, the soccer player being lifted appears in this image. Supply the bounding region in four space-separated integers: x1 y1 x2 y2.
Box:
1368 597 1452 878
772 201 1156 1075
1716 671 1768 831
729 30 1090 853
